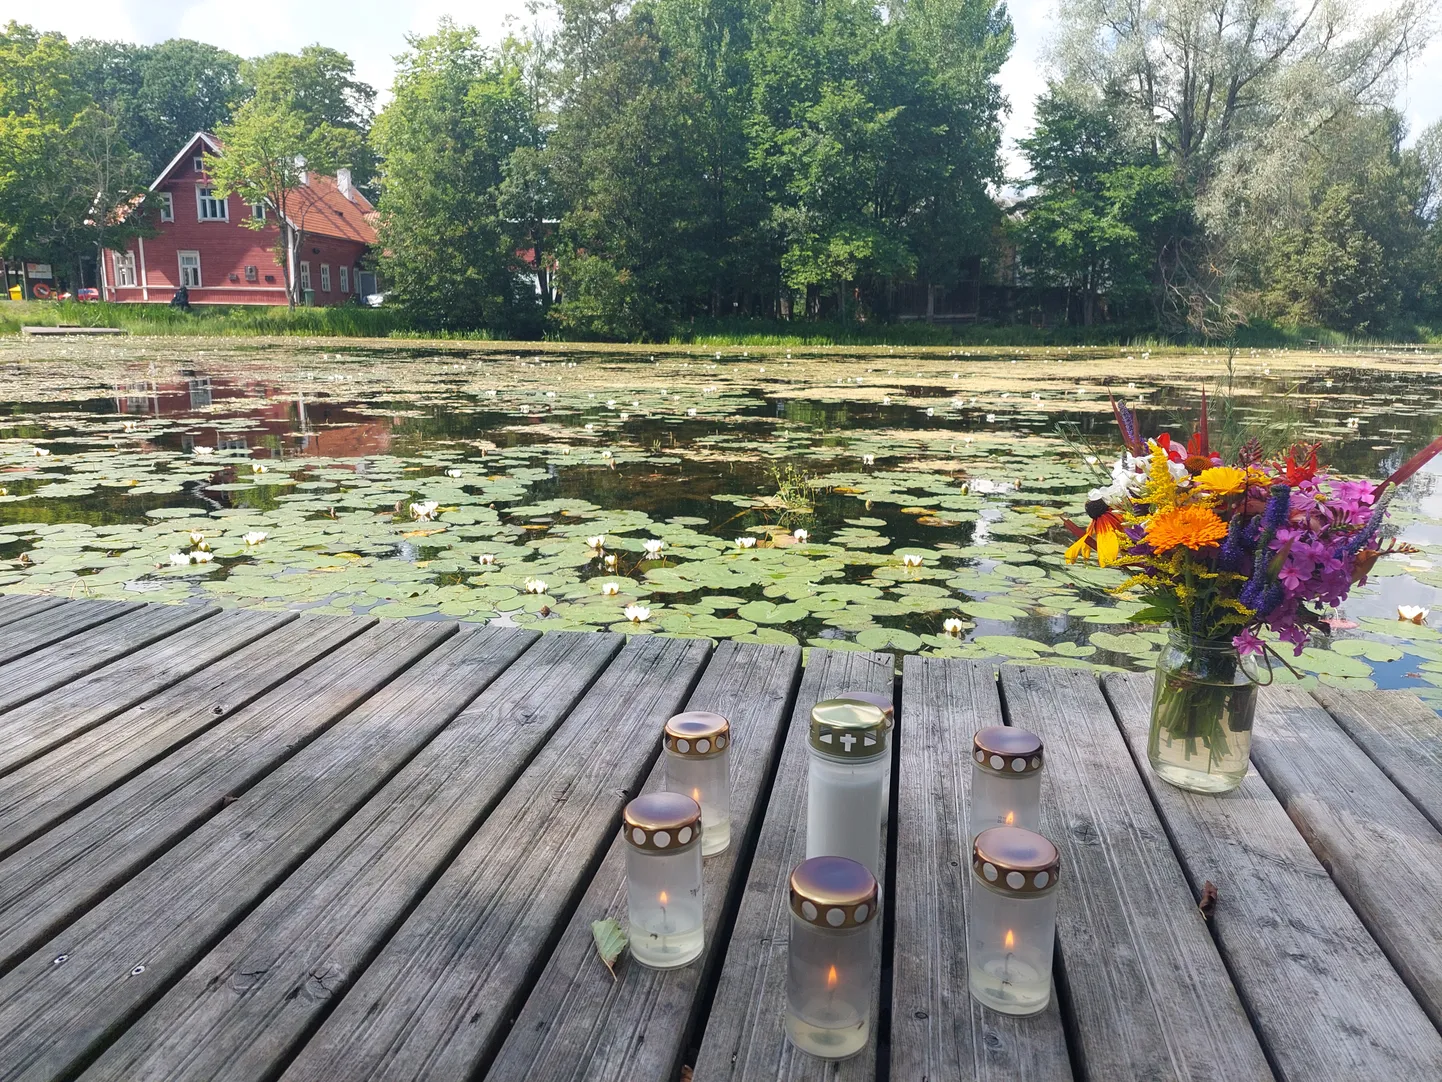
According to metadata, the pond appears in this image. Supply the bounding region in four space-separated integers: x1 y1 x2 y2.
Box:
3 336 1442 701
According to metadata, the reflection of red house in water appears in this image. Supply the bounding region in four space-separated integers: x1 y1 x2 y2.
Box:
103 132 378 307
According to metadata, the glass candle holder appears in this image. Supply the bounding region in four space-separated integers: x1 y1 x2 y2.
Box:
663 710 732 856
785 856 879 1060
623 791 705 969
969 726 1044 841
968 826 1061 1016
806 699 890 879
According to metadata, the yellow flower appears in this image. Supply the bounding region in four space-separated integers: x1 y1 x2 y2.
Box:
1195 466 1248 496
1145 506 1228 552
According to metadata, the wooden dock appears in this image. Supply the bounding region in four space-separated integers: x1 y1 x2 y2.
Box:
0 595 1438 1082
19 325 128 336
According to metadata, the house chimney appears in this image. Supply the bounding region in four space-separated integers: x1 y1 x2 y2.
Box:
337 167 353 200
299 169 309 187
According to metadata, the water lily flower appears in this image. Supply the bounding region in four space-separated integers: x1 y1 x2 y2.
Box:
882 396 891 405
736 536 757 549
193 446 214 456
122 421 136 432
478 553 496 565
584 423 595 431
902 553 924 568
687 407 697 417
410 501 439 521
602 581 621 595
446 468 462 478
793 529 809 543
252 463 268 473
925 408 935 417
243 531 267 545
862 454 875 466
986 413 996 422
587 535 606 549
33 448 51 457
601 449 614 459
607 399 617 408
188 531 209 550
943 617 964 636
168 552 190 567
524 578 548 594
619 412 629 421
604 553 618 568
644 539 664 557
1398 605 1430 624
193 550 214 563
624 604 651 623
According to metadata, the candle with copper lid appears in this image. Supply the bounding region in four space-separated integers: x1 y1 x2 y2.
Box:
969 726 1043 842
623 792 705 969
785 856 878 1060
663 711 732 855
968 826 1061 1015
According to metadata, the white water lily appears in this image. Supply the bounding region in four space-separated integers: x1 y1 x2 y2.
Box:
587 535 606 550
985 413 996 423
604 553 618 568
943 617 965 636
252 463 268 473
687 407 697 417
793 529 809 543
644 539 665 556
122 421 137 432
193 550 214 563
478 553 496 565
33 447 51 457
1398 605 1430 624
410 501 439 521
193 446 214 456
902 553 924 568
925 408 935 417
624 604 651 623
736 536 757 549
445 468 462 478
607 399 617 408
619 413 629 421
168 552 190 567
601 449 614 460
862 454 875 466
602 581 621 596
584 423 595 431
882 396 891 405
243 531 267 545
524 578 548 594
188 531 210 550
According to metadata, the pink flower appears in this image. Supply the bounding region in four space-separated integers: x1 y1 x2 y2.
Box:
1232 629 1265 656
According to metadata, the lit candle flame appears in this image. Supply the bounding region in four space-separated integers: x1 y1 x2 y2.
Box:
826 964 838 989
659 891 669 906
1004 929 1015 950
692 788 701 802
1005 810 1014 825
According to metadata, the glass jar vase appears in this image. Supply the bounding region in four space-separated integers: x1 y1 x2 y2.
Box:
1149 632 1261 794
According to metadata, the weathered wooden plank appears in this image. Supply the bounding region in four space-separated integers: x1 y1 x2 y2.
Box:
0 598 135 664
79 630 619 1082
1250 684 1442 1029
0 608 295 781
691 645 894 1082
487 638 803 1082
1106 672 1442 1080
997 665 1273 1082
0 602 218 715
1311 686 1442 834
0 612 366 857
0 618 452 978
0 594 66 629
0 623 538 1082
278 634 713 1082
890 657 1072 1082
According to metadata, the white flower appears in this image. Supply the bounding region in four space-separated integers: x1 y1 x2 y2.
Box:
33 448 51 457
925 408 935 417
193 446 214 456
243 531 267 545
882 396 891 405
736 536 757 549
486 389 497 397
624 604 651 623
793 529 809 543
1398 605 1430 624
193 550 214 563
602 581 621 595
607 399 617 408
524 578 548 594
252 463 268 473
601 449 614 459
446 468 462 478
584 423 595 431
168 552 189 567
687 407 697 417
587 535 606 549
1084 455 1099 465
644 539 664 556
862 454 875 466
122 421 136 432
985 413 996 423
902 553 924 568
478 553 496 565
943 617 964 636
619 413 629 421
410 501 439 521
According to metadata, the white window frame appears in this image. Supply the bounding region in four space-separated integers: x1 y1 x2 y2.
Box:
320 264 331 292
192 156 205 173
339 265 349 294
251 202 265 221
299 261 311 291
178 251 201 288
114 250 136 287
157 192 174 222
196 186 228 222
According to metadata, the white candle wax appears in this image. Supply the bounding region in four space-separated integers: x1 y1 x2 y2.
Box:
627 882 704 969
806 753 885 878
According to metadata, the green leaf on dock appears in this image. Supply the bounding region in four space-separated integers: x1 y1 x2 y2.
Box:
592 918 627 981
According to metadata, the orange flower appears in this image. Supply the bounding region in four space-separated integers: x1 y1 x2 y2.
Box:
1146 505 1228 552
1195 466 1248 497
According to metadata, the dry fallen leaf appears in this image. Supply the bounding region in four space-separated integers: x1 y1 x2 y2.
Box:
1198 880 1218 920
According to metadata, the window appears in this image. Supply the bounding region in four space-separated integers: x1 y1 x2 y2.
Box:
196 187 227 221
192 156 205 173
251 202 265 221
339 265 349 294
299 262 311 291
320 264 331 292
178 251 201 288
157 192 174 222
114 251 136 287
244 265 258 282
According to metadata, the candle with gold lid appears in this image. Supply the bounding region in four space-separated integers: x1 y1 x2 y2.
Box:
623 792 705 969
835 690 894 730
663 711 732 855
968 826 1061 1015
806 699 889 878
785 856 879 1060
969 727 1044 842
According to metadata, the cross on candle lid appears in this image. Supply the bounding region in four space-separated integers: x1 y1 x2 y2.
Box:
664 711 731 758
973 826 1061 894
810 699 889 759
972 726 1043 775
790 856 878 928
623 792 702 852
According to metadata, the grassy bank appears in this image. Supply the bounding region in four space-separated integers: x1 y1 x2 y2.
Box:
4 299 1437 349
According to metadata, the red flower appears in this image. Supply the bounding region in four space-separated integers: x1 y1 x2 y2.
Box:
1276 444 1320 486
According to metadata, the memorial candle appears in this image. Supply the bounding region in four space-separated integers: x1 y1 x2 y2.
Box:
623 792 705 969
968 826 1061 1015
785 856 878 1060
663 711 732 855
969 727 1044 842
805 699 889 879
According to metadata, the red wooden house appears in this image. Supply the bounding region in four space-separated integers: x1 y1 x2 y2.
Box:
102 132 378 307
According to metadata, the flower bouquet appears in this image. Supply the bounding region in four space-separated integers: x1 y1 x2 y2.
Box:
1064 394 1442 793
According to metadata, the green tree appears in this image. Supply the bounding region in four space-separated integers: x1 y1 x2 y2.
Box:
371 21 542 332
246 46 376 189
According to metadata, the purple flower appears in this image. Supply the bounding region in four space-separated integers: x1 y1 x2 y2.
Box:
1277 625 1309 655
1233 629 1265 656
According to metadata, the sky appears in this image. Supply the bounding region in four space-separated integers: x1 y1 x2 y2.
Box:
12 0 1442 178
